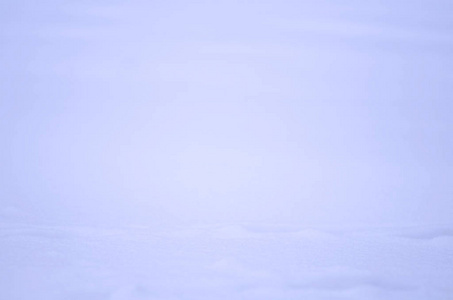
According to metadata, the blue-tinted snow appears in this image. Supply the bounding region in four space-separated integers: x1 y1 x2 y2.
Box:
2 0 453 227
1 224 453 299
1 0 453 299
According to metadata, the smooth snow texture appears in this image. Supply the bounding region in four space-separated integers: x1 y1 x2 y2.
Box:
1 1 453 299
1 0 453 227
1 223 453 300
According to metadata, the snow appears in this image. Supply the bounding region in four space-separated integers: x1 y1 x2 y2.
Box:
2 0 453 299
1 223 452 299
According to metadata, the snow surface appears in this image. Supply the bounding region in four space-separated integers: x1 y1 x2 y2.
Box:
2 1 453 299
1 223 452 300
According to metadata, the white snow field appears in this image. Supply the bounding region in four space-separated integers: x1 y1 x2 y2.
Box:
2 1 453 299
1 223 452 300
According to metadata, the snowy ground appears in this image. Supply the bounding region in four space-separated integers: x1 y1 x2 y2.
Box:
1 223 452 300
2 1 453 299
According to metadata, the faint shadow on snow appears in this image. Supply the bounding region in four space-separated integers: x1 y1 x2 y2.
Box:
242 223 337 238
63 290 110 300
163 224 257 239
166 223 337 240
209 258 273 280
0 224 128 241
206 257 278 293
397 226 453 241
286 266 414 292
0 226 73 240
109 284 155 300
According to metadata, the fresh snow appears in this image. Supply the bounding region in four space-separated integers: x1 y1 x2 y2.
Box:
2 0 453 299
1 223 452 300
